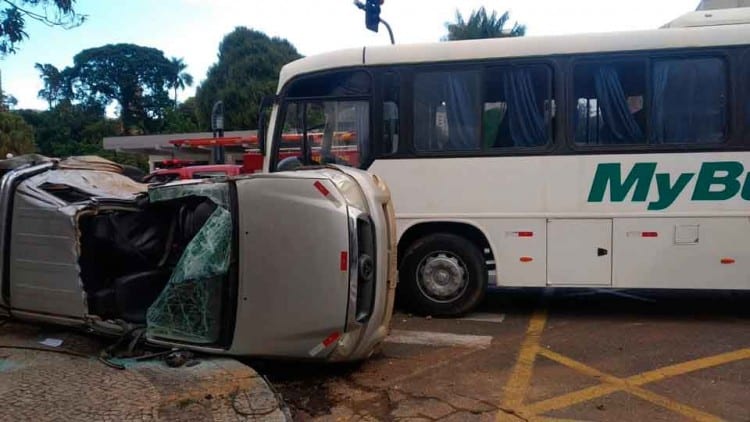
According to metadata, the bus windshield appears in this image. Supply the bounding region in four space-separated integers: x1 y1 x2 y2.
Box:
273 70 371 172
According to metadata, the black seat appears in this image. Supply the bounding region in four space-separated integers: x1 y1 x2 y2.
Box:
88 288 117 320
83 198 216 323
113 269 171 323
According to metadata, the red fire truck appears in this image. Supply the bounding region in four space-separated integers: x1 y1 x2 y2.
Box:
152 132 360 181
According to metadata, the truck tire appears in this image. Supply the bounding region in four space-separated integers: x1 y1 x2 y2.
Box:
400 233 487 316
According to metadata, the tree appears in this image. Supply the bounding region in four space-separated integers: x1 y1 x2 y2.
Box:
162 96 200 133
16 102 104 157
195 27 301 131
3 94 17 109
35 63 70 109
0 112 35 156
443 7 526 41
168 57 194 108
0 0 85 55
0 92 17 111
16 104 147 168
68 43 175 133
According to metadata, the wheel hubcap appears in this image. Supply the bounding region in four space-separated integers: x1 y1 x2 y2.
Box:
416 252 468 303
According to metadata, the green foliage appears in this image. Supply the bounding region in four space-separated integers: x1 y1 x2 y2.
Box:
69 43 175 133
35 63 71 108
16 102 111 157
443 7 526 41
97 149 148 170
0 111 35 156
21 28 301 168
0 92 18 111
16 103 150 169
160 97 200 133
1 0 85 55
35 44 179 133
195 27 301 131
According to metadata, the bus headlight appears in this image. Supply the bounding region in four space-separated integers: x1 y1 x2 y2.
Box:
329 172 369 212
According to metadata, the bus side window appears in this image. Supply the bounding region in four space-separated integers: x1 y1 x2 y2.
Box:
383 72 400 155
573 60 646 145
483 65 553 148
413 70 481 152
649 57 726 144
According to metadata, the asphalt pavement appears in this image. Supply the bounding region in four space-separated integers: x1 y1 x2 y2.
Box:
1 288 747 421
258 288 750 421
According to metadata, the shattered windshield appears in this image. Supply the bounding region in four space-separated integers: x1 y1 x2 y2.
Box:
146 182 232 344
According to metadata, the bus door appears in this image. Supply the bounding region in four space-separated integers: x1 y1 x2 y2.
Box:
547 219 612 286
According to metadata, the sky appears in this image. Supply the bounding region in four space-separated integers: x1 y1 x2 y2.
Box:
1 0 700 110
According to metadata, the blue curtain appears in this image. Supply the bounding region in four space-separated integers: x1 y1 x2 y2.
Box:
651 59 725 144
594 66 643 144
414 72 480 151
503 69 547 147
444 72 480 150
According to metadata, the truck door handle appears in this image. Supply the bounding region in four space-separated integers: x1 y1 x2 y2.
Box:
597 248 608 257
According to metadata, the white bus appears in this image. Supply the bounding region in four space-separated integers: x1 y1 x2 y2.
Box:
259 10 750 316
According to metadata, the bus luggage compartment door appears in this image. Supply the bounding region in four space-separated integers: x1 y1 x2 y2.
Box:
547 219 612 286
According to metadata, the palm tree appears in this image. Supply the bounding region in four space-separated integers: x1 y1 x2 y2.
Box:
168 57 194 108
35 63 63 109
443 7 526 41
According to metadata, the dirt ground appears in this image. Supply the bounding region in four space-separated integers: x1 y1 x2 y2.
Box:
254 288 750 421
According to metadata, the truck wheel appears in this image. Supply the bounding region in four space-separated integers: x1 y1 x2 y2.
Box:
400 233 487 316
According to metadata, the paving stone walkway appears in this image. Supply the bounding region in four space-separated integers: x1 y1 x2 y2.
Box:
0 320 288 421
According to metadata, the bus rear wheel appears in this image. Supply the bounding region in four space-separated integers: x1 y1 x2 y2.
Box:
400 233 487 316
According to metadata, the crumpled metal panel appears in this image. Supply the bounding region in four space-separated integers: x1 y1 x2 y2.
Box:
24 169 146 200
8 191 87 318
58 156 124 173
0 154 52 172
146 182 231 344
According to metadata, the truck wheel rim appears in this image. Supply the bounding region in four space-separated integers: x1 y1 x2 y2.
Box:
415 251 468 304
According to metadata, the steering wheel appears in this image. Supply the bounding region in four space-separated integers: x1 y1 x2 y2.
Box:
277 156 304 171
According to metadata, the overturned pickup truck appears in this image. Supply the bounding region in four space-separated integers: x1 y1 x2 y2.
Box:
0 156 396 361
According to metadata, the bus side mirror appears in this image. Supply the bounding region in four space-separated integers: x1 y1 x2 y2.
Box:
257 94 277 157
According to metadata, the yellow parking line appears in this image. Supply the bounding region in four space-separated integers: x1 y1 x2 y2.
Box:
627 386 722 422
535 349 723 421
496 290 747 421
501 308 548 411
538 349 626 385
627 348 750 385
524 383 622 418
526 347 747 421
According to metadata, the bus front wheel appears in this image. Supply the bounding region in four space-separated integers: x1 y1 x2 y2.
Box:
400 233 487 316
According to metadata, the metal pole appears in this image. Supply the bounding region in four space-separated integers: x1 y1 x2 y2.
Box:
211 101 225 164
380 18 395 45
